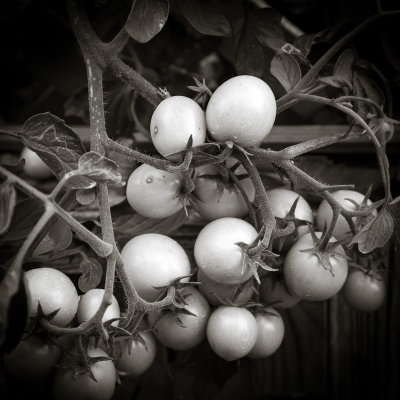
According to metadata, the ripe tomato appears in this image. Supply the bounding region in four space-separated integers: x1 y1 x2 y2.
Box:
147 286 211 350
193 157 255 220
196 268 254 306
120 233 191 301
150 96 206 159
341 269 386 312
3 334 61 381
206 306 257 361
259 275 300 309
23 267 79 327
205 75 276 148
316 190 376 243
52 347 116 400
283 232 348 301
194 217 259 285
126 164 183 218
247 308 285 358
115 331 157 377
20 147 53 180
76 288 120 326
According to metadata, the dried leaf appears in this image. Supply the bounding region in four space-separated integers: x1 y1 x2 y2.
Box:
78 257 103 293
179 0 231 37
125 0 170 43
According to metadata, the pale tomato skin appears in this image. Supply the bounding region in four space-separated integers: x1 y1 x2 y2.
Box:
147 286 211 350
194 217 259 285
259 275 300 309
24 267 79 327
126 164 183 218
120 233 191 301
206 75 276 148
3 334 61 381
316 190 376 244
115 331 157 377
20 147 53 180
193 157 256 221
341 269 386 312
150 96 206 159
206 306 257 361
52 347 116 400
283 232 348 301
196 268 254 306
247 308 285 358
77 289 120 326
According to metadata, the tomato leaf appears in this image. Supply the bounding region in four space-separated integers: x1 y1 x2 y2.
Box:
270 52 301 93
253 7 283 47
32 218 73 257
179 0 231 37
76 152 123 185
350 209 394 254
113 209 187 247
78 257 103 293
125 0 170 43
235 24 266 78
0 181 17 236
21 113 87 180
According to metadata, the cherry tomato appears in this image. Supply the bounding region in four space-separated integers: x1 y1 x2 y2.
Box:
247 308 285 358
120 233 191 301
193 157 255 220
76 288 120 326
194 217 259 285
206 75 276 148
316 190 376 244
3 334 60 380
259 275 300 309
115 331 157 377
20 147 53 180
126 164 183 218
283 232 348 301
52 347 116 400
147 286 210 350
196 268 254 306
24 267 79 327
206 306 257 361
341 269 386 312
150 96 206 159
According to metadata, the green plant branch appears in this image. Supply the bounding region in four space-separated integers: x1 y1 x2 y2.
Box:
276 9 400 111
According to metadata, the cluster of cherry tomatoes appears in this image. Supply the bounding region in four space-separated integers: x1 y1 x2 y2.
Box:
4 76 386 399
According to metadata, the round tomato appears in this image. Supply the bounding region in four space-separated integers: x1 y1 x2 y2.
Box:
193 157 255 221
206 306 257 361
120 233 191 301
205 75 276 148
3 334 60 381
259 275 300 309
283 232 348 301
316 190 376 244
196 268 254 306
115 331 157 377
23 267 79 327
194 217 259 285
126 164 183 218
147 286 210 350
20 147 53 180
150 96 206 159
76 288 120 326
52 347 116 400
247 308 285 358
341 269 386 312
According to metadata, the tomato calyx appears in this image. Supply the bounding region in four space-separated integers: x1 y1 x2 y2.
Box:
188 77 213 108
299 227 349 277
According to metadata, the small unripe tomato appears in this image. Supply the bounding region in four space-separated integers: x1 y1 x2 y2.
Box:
20 147 53 180
206 75 276 147
126 164 183 218
150 96 207 159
